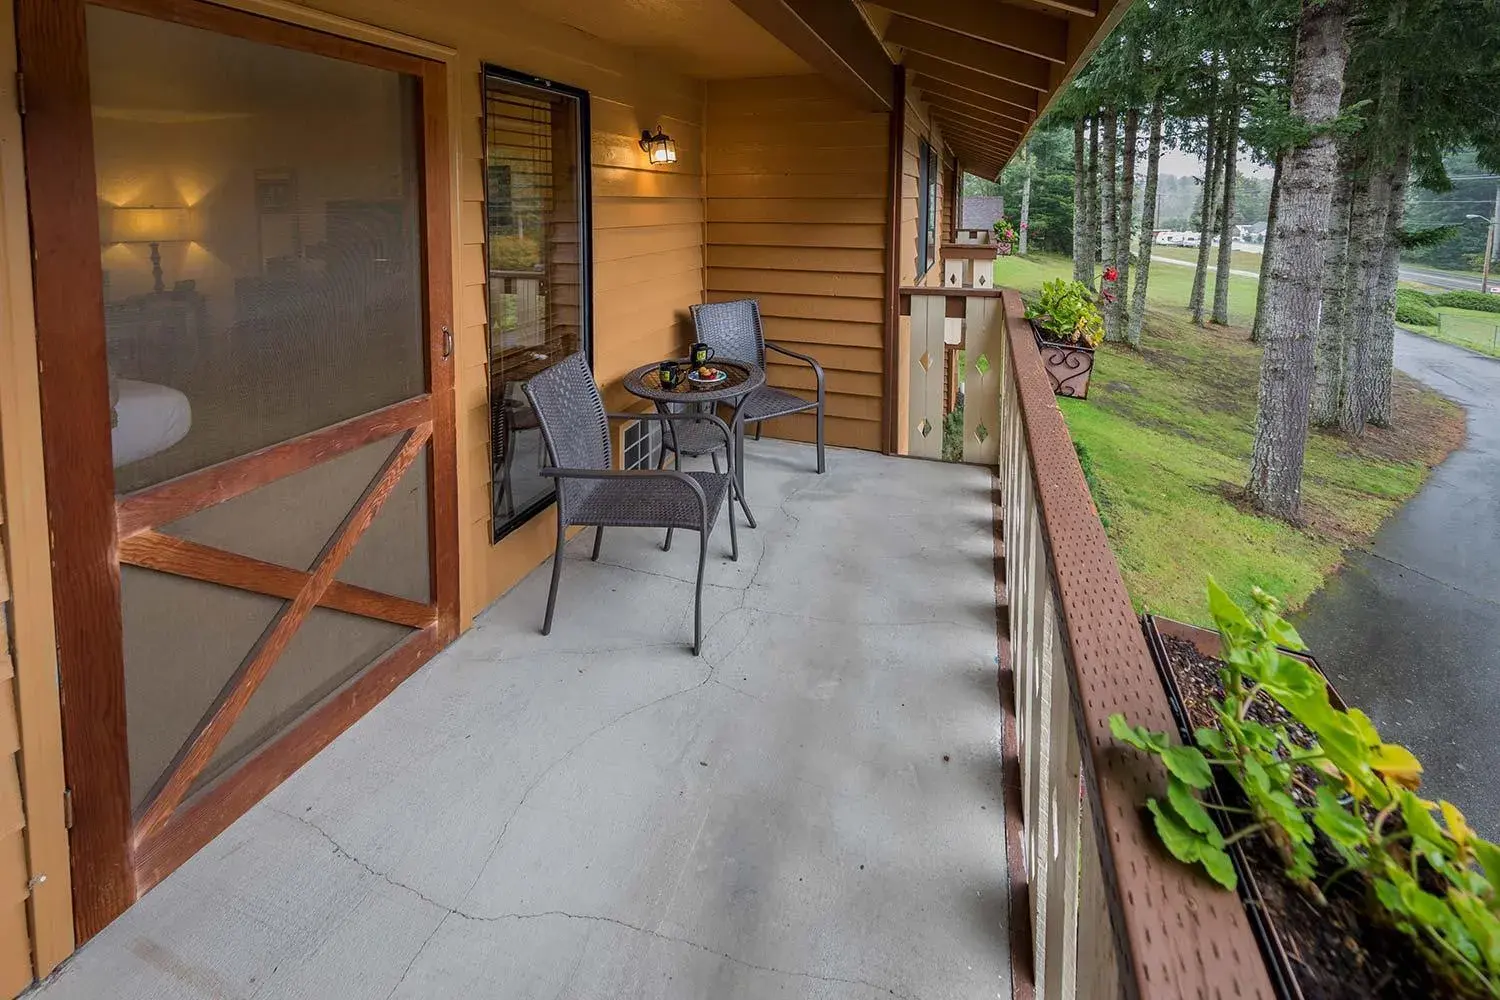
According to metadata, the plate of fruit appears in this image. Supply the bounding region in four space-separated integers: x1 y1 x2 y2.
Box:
687 365 728 385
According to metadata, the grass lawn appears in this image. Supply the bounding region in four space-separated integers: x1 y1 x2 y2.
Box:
994 252 1464 625
1151 245 1267 274
996 251 1263 327
1399 307 1500 358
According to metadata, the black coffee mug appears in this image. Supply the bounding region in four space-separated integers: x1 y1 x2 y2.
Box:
691 342 715 366
658 360 680 387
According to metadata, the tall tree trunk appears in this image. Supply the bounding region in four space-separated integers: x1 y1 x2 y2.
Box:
1191 58 1223 321
1109 107 1140 341
1086 115 1100 289
1339 171 1387 436
1073 117 1089 284
1019 151 1033 256
1366 142 1412 427
1310 155 1353 427
1213 87 1240 325
1247 0 1352 520
1128 94 1165 348
1251 154 1284 342
1100 107 1119 288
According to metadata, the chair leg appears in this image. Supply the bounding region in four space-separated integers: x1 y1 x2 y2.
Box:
663 527 674 551
816 405 826 474
727 486 739 562
693 529 707 655
755 422 763 441
591 525 604 561
711 451 721 474
543 517 566 636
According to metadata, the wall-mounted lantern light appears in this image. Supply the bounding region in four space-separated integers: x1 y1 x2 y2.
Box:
639 127 677 166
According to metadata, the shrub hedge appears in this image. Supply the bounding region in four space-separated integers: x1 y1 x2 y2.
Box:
1433 290 1500 314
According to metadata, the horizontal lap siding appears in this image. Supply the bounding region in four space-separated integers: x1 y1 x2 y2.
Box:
0 510 30 998
705 76 889 452
458 80 705 617
313 0 709 622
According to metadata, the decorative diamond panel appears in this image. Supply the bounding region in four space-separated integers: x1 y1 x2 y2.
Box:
975 353 991 376
919 418 932 438
918 350 932 372
975 423 989 443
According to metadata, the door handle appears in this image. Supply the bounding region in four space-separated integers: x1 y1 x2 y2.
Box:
442 325 452 359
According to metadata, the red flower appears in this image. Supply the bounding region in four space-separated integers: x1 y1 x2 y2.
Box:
1103 266 1118 282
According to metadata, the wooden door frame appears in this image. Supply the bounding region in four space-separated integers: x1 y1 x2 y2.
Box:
16 0 457 941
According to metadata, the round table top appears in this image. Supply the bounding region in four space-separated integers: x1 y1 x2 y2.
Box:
623 358 765 405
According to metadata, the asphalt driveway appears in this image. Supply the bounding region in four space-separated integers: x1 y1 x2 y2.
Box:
1298 331 1500 834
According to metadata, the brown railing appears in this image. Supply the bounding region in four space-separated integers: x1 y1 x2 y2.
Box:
994 289 1276 999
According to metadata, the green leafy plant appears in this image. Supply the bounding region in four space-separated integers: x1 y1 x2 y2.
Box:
488 234 540 271
1027 278 1104 348
1396 288 1440 326
1435 290 1500 315
1111 581 1500 997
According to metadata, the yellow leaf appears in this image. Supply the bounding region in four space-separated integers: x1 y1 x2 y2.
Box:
1440 800 1472 847
1370 743 1423 789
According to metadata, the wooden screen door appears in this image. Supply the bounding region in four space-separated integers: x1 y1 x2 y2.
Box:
17 0 457 940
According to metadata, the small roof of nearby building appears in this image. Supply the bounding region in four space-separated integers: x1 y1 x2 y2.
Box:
962 195 1006 232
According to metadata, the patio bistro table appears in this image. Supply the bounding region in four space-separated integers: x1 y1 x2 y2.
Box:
623 358 764 528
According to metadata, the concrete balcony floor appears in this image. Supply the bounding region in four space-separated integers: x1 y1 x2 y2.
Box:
38 441 1010 1000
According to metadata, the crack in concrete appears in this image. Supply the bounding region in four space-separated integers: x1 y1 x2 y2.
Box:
270 806 460 914
456 909 921 1000
1363 549 1500 611
276 744 920 1000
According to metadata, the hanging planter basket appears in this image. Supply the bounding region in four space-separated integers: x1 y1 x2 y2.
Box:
1029 319 1095 399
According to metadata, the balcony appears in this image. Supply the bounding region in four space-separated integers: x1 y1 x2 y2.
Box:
31 440 1014 999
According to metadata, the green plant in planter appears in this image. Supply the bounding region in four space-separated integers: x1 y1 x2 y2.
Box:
1112 580 1500 997
1026 278 1103 348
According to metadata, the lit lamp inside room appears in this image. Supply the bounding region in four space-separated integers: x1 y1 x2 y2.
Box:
638 127 677 166
108 206 195 293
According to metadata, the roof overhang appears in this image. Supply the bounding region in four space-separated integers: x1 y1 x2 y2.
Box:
726 0 1134 176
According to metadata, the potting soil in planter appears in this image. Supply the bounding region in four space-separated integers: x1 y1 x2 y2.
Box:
1161 634 1447 1000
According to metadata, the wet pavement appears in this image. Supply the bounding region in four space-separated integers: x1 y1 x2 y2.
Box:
1298 331 1500 835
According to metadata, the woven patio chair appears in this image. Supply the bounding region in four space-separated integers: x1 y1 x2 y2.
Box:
524 353 738 655
689 298 826 473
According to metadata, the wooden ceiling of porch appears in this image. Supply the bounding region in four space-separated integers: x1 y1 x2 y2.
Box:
726 0 1131 178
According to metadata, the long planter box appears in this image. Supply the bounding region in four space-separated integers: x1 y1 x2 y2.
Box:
1029 320 1095 399
1142 615 1352 1000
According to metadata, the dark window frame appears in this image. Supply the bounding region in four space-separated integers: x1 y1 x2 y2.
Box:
481 63 594 543
916 137 938 278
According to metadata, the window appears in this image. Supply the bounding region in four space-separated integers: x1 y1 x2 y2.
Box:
916 138 939 278
482 66 592 541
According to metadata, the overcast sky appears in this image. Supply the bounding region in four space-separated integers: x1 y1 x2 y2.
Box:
1158 147 1276 180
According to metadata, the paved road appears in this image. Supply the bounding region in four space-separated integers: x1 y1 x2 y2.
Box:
1399 263 1489 292
1297 331 1500 833
1149 253 1492 293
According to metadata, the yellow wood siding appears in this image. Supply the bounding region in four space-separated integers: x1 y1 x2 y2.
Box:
257 0 708 622
704 76 889 452
0 513 30 999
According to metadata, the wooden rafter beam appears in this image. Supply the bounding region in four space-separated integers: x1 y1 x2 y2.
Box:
869 0 1067 63
941 128 1017 159
925 97 1027 137
885 16 1051 92
727 0 894 110
902 53 1040 115
944 129 1010 158
914 75 1035 126
1013 0 1097 18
